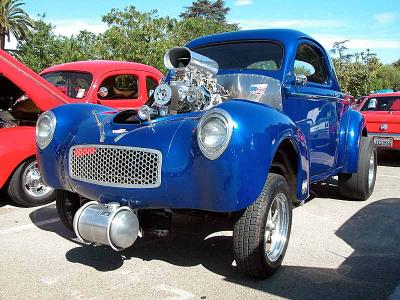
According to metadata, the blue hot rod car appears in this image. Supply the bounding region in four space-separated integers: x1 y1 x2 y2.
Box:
36 29 376 279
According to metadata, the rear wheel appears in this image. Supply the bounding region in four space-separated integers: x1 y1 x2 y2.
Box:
233 173 292 279
7 158 55 207
56 190 84 230
339 137 377 200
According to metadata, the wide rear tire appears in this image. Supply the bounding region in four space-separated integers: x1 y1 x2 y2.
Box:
339 137 377 201
233 173 292 279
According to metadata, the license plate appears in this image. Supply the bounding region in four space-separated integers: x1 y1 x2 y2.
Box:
373 137 393 147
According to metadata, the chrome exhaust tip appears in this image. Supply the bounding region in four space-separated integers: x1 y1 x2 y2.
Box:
73 201 139 251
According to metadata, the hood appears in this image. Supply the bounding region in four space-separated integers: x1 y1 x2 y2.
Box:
0 50 69 111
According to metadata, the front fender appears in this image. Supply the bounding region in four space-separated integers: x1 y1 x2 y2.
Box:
342 108 365 173
38 100 310 212
38 103 118 187
0 127 36 188
49 103 118 148
167 100 310 211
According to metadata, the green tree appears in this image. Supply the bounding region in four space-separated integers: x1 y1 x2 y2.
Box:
333 59 372 97
16 18 65 72
172 16 238 46
331 40 381 97
17 17 102 72
330 40 349 59
99 6 177 71
60 30 102 62
370 65 400 92
393 58 400 69
15 5 239 73
180 0 230 23
0 0 32 49
99 5 238 72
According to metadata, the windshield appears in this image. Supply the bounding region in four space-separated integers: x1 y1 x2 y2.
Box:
41 71 93 99
193 41 283 71
360 96 400 111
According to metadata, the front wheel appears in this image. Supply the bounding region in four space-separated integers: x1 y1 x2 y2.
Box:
7 158 55 207
56 190 85 230
233 173 292 279
339 137 377 201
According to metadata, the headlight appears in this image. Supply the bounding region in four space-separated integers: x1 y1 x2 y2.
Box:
36 111 56 150
197 108 233 160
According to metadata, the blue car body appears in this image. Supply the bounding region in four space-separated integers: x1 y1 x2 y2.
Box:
37 29 366 212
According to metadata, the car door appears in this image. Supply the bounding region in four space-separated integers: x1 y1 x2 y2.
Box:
95 70 148 110
283 40 339 176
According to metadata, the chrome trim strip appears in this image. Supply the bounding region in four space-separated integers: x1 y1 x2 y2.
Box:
369 133 400 140
289 92 341 101
69 145 163 188
92 110 105 143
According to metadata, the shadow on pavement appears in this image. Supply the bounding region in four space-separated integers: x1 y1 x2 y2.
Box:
378 149 400 167
222 197 400 300
30 197 400 299
29 203 77 240
309 177 347 201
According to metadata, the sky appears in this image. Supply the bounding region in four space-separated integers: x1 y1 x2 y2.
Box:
7 0 400 64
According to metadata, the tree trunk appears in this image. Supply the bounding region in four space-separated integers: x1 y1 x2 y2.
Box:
0 28 5 50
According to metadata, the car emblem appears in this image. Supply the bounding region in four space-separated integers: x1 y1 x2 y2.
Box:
112 128 128 134
379 123 388 131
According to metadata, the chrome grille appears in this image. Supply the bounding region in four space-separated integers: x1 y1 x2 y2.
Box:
69 145 162 188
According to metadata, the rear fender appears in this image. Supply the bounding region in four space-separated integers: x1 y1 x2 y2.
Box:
342 108 365 173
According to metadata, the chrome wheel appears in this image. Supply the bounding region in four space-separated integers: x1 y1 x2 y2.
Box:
22 161 54 198
264 193 290 262
234 174 292 278
368 151 375 189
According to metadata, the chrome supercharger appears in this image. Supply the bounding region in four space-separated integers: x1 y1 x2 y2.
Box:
73 201 139 251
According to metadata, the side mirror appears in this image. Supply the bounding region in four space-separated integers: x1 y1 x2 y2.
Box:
295 74 308 87
98 86 109 98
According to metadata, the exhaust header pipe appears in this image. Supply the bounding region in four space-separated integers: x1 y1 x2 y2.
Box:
73 201 139 251
164 47 219 75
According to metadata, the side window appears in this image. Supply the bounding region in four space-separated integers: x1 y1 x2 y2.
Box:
146 77 159 96
294 43 328 85
98 74 139 100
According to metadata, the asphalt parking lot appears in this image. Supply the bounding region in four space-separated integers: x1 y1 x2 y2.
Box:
1 150 400 300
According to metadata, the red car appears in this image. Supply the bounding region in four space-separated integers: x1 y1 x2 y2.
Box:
358 92 400 149
40 60 162 110
0 50 163 207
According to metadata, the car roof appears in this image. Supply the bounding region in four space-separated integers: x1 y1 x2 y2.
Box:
186 29 315 49
367 92 400 98
40 60 163 77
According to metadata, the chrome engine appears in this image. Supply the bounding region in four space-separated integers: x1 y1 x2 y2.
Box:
137 46 284 121
138 47 228 120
